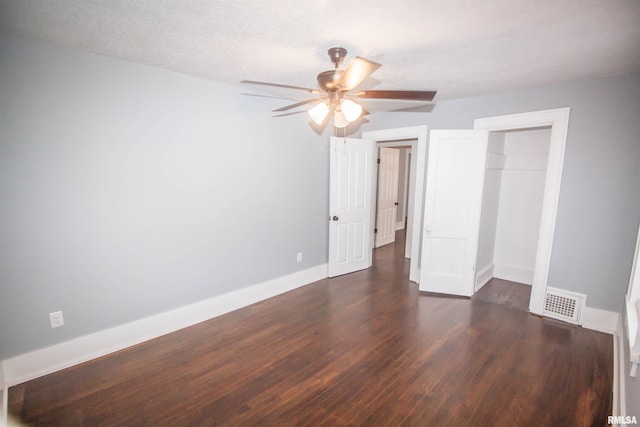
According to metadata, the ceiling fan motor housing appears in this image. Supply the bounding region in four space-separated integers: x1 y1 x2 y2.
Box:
317 69 345 92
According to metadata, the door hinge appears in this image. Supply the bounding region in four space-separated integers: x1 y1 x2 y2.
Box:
377 158 381 164
374 228 378 234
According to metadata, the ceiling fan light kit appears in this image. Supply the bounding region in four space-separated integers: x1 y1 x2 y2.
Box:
309 102 330 125
333 109 350 128
339 99 363 122
241 47 436 129
309 98 363 127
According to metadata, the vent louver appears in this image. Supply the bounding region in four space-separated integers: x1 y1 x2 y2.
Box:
542 287 586 324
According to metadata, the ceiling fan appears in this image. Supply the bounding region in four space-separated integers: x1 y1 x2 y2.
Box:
241 47 437 128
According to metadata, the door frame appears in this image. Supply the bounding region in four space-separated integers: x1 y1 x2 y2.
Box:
397 149 411 232
473 107 570 315
363 126 428 283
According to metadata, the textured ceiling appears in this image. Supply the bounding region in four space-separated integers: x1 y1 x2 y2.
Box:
1 0 639 108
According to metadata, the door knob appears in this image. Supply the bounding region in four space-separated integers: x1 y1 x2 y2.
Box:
332 216 339 221
394 202 399 206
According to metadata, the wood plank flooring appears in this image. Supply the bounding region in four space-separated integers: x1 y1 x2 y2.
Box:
9 232 613 426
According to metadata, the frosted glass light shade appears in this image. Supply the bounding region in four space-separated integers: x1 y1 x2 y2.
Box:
308 102 329 125
333 109 349 128
340 99 363 122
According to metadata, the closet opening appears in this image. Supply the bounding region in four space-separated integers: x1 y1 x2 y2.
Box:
475 126 552 295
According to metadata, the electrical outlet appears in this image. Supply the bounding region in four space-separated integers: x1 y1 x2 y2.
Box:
49 311 64 328
297 252 303 263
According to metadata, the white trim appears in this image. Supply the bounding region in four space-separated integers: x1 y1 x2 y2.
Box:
2 264 328 387
398 146 411 232
625 298 640 376
475 263 494 291
363 126 428 283
581 306 620 335
625 221 640 376
474 107 570 316
493 263 533 285
613 316 627 419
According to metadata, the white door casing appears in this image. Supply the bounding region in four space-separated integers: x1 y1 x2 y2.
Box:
398 149 411 231
474 107 570 315
375 147 400 248
328 136 376 277
363 126 428 283
419 130 489 296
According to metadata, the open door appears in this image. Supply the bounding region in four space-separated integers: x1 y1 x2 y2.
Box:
375 147 400 248
419 130 488 296
328 136 376 277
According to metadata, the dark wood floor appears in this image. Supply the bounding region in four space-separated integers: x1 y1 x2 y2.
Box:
9 231 612 426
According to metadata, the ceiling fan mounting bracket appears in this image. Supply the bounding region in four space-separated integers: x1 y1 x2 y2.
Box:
327 47 347 69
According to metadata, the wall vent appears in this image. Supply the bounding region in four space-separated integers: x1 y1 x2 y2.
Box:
542 287 586 325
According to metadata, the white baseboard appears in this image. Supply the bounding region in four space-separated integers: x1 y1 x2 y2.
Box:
475 263 494 291
395 221 405 231
581 306 620 335
2 264 328 387
493 263 533 285
613 315 626 418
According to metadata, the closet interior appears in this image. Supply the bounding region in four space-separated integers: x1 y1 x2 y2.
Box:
475 127 552 291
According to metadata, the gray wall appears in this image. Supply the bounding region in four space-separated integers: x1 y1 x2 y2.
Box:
2 33 639 361
0 35 330 359
362 72 640 313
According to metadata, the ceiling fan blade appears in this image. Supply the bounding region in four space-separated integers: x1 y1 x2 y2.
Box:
337 57 382 91
241 93 300 101
391 104 436 113
273 98 325 112
241 80 322 94
354 90 437 102
273 110 309 118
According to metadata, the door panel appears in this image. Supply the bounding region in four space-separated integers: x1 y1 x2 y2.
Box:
328 137 376 277
375 147 400 248
419 130 488 296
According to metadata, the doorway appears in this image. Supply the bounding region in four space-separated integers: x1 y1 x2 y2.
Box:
474 108 570 315
418 108 569 316
343 108 568 317
374 145 412 252
363 126 428 283
475 127 552 292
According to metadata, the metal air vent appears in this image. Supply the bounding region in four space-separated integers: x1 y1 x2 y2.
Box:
542 287 586 325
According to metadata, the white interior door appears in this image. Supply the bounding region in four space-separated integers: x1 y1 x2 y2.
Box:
328 136 376 277
419 130 488 296
375 147 400 248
